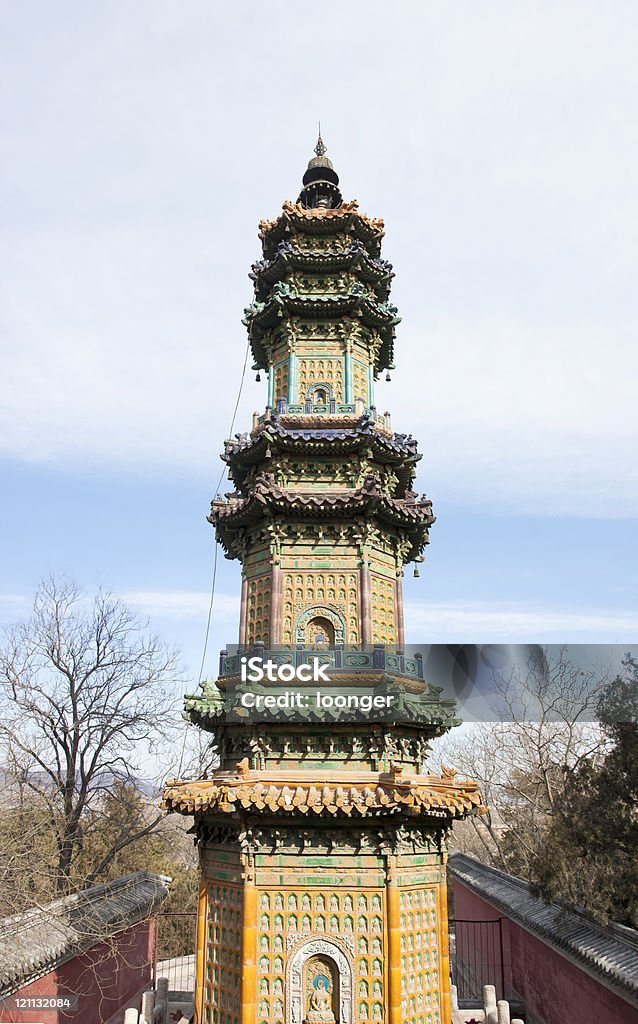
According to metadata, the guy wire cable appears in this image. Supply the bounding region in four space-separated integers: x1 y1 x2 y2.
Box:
177 335 254 774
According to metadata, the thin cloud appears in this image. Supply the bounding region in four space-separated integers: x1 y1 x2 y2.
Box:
1 4 637 517
122 590 240 622
406 601 638 642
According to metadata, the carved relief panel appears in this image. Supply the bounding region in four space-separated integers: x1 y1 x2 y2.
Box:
399 888 441 1024
296 359 344 403
370 576 396 646
247 575 272 644
282 573 358 646
274 361 290 405
201 882 243 1024
257 890 383 1024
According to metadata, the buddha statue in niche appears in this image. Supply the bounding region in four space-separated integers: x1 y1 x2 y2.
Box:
305 957 337 1024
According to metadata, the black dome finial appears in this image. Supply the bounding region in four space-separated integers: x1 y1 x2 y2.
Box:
298 126 342 209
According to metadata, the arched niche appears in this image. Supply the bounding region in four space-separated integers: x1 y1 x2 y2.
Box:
295 606 346 646
306 381 335 404
287 937 354 1024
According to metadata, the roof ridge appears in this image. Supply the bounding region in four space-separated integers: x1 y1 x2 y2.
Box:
448 853 638 1002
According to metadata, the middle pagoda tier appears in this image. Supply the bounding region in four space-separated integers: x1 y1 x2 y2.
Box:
210 186 434 652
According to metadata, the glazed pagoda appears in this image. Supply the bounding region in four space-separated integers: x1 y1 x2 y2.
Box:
164 137 482 1024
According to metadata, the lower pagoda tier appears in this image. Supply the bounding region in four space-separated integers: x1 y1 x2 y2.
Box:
165 661 485 1024
164 765 482 1024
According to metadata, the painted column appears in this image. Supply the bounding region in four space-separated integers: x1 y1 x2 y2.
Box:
438 860 452 1024
267 367 274 407
270 561 282 645
194 876 208 1024
344 345 353 403
241 858 258 1024
287 351 297 404
395 571 405 652
239 575 249 648
387 855 402 1024
368 364 375 409
360 558 372 646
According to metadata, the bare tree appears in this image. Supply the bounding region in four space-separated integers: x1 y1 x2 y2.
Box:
0 576 182 902
432 646 608 878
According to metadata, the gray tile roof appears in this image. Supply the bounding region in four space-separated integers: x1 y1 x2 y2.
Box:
448 853 638 1006
0 870 171 995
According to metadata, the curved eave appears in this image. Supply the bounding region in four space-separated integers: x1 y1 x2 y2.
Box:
208 486 434 560
210 488 434 529
224 427 420 498
244 292 401 336
224 423 422 466
258 201 385 258
251 248 393 299
163 770 485 820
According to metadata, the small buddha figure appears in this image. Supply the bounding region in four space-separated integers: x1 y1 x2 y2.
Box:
307 979 335 1023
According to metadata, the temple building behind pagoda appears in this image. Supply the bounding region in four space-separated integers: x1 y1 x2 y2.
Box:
164 138 483 1024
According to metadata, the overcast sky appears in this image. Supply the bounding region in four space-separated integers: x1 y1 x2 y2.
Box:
1 1 637 680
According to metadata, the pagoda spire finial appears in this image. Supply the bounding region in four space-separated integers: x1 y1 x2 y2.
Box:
315 123 327 158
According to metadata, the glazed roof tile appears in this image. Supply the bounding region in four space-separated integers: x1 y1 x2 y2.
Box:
0 871 171 995
448 853 638 1006
164 769 484 820
209 474 433 533
225 419 421 462
250 240 393 300
258 201 385 257
244 290 400 336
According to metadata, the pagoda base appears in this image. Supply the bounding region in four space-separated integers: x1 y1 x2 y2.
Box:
174 803 470 1024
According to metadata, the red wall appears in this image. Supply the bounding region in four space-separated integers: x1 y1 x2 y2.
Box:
453 880 638 1024
0 919 155 1024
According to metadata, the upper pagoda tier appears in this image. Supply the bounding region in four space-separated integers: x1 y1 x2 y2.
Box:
209 138 435 650
243 137 400 414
